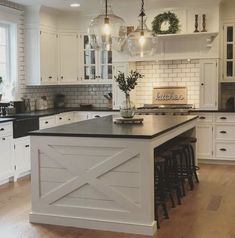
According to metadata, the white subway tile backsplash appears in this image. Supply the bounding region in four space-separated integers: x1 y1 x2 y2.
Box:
134 60 200 108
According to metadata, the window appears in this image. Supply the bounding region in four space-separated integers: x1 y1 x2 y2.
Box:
0 23 10 92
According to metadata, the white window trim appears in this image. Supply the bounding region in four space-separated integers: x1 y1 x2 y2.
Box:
0 23 11 85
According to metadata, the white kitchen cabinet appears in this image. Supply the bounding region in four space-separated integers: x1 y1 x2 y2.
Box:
14 136 31 180
39 116 56 129
58 32 80 84
0 122 14 185
81 34 113 84
199 59 219 110
196 124 213 159
40 30 58 85
222 23 235 82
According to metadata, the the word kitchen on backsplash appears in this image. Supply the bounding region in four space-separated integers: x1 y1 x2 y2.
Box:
135 60 200 108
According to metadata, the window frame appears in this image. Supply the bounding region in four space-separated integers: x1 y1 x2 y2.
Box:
0 22 11 87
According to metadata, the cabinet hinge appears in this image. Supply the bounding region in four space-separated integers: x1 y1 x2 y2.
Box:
56 34 58 38
14 144 16 149
76 34 78 39
14 165 16 170
40 30 42 35
212 150 214 156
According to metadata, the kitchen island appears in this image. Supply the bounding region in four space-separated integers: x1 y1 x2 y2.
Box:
29 115 198 236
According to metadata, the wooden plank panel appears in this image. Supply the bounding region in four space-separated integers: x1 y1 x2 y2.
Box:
112 156 140 173
99 171 140 188
40 168 73 183
41 182 140 203
51 145 123 156
54 197 121 210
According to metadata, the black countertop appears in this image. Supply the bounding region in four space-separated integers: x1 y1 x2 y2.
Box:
4 107 117 118
29 115 198 139
0 118 15 124
190 109 235 113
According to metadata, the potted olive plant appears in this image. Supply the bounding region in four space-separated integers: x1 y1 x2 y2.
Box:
0 76 3 101
115 70 143 118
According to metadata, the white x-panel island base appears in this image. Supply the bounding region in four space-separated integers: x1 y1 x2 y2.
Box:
29 115 198 236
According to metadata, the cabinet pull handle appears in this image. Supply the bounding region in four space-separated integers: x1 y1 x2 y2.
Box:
45 121 49 124
220 117 227 120
199 116 206 120
0 128 4 131
220 131 227 134
95 115 100 118
2 138 6 141
25 145 30 148
220 148 227 152
48 76 52 79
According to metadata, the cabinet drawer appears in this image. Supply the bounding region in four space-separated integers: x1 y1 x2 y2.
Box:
56 113 69 125
215 125 235 141
192 113 213 123
215 113 235 123
0 122 13 137
39 116 56 129
215 142 235 160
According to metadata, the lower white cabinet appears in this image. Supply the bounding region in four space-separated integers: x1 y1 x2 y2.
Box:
39 116 56 129
0 122 14 185
196 124 213 159
192 112 235 163
14 136 31 180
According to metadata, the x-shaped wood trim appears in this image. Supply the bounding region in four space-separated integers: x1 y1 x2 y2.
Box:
39 143 141 212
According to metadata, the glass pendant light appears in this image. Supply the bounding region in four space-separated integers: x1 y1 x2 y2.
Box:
127 0 156 57
88 0 127 51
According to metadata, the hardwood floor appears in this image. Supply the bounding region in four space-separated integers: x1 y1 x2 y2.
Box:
0 164 235 238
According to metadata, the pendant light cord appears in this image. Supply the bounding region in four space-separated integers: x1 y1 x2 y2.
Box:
139 0 145 33
105 0 108 18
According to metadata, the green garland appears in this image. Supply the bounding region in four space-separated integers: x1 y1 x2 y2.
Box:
152 11 179 35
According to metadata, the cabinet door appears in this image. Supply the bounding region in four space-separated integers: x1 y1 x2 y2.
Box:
59 33 79 84
0 136 14 181
199 59 218 110
112 63 128 110
196 124 213 159
14 137 30 179
223 24 235 81
40 30 58 85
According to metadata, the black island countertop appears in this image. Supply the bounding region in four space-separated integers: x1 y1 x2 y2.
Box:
29 115 198 139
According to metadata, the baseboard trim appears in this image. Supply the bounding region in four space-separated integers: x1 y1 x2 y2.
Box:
29 213 157 236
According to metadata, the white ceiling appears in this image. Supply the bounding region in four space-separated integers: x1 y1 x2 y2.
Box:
10 0 223 13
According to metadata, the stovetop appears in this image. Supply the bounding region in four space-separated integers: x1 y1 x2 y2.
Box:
138 104 194 110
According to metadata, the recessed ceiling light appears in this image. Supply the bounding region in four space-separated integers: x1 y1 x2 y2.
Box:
70 3 80 7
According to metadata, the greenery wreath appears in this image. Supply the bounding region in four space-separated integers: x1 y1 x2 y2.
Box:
152 11 180 35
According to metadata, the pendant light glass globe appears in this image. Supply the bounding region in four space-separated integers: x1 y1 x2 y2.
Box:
88 0 127 52
127 0 156 57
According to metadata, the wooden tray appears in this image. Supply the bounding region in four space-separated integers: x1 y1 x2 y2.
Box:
114 117 144 124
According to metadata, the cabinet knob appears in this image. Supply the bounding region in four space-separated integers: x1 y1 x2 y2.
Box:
94 115 100 118
61 76 64 79
25 145 30 148
0 128 4 131
220 148 227 152
220 117 227 120
2 138 6 141
220 131 227 134
59 117 62 120
45 121 49 124
48 76 52 79
201 83 204 86
199 116 206 120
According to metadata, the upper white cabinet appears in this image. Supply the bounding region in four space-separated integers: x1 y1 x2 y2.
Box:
58 32 80 84
222 23 235 82
81 35 113 84
199 59 219 110
40 30 58 84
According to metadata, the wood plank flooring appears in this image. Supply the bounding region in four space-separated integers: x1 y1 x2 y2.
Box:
0 164 235 238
